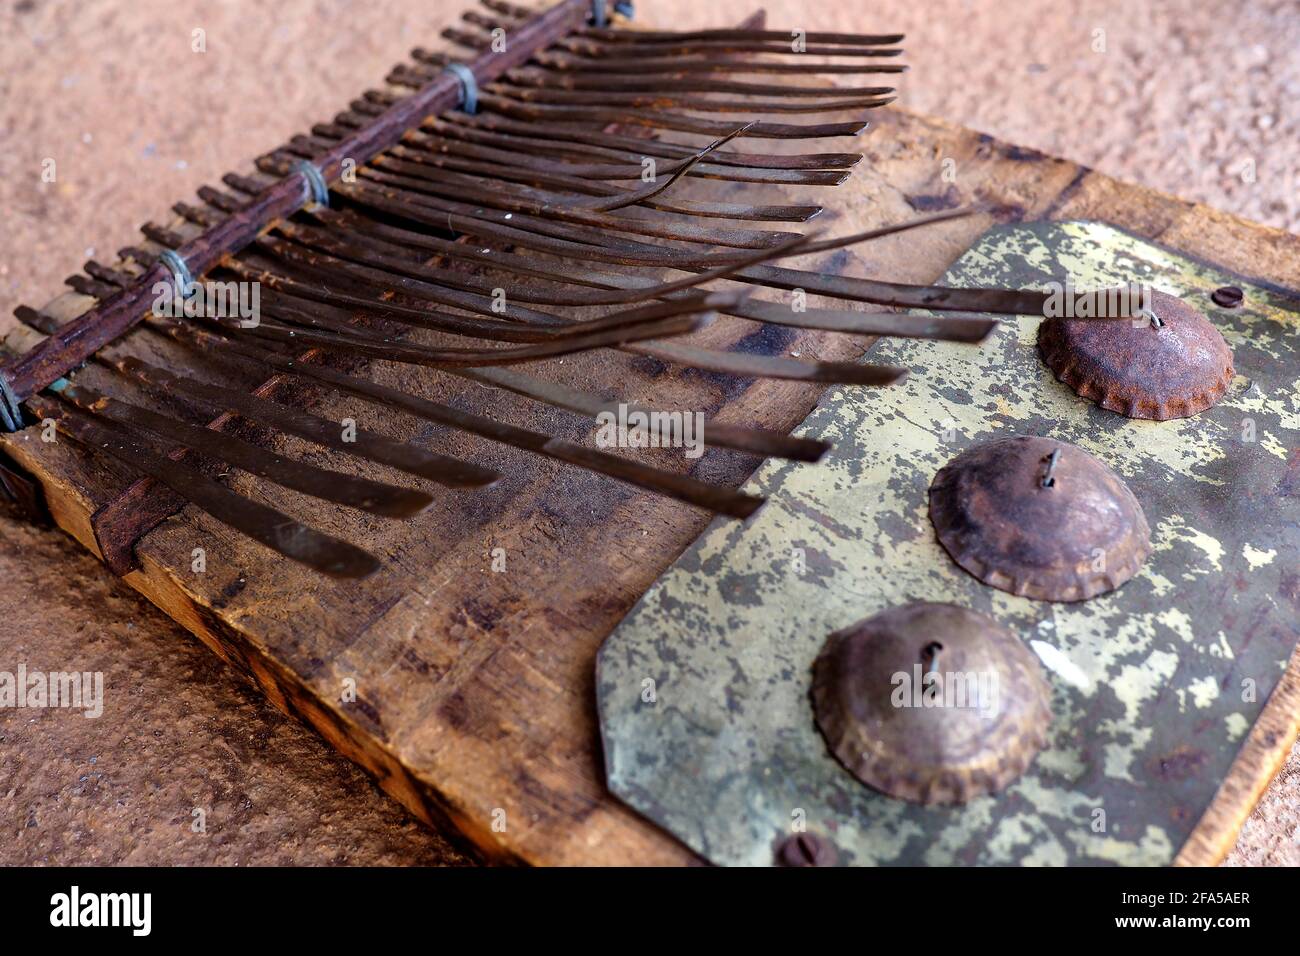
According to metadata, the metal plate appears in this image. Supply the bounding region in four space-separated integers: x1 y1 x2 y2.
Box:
596 220 1300 866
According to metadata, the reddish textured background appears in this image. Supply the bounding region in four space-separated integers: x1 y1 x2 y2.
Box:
0 0 1296 865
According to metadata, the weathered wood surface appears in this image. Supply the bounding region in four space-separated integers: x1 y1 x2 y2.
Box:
2 104 1297 865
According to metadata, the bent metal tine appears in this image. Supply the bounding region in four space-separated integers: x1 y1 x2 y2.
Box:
330 179 1040 315
300 209 996 343
439 111 865 171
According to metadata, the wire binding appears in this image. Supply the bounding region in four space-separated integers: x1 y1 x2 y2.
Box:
157 249 196 300
0 371 23 432
442 63 479 115
293 159 330 209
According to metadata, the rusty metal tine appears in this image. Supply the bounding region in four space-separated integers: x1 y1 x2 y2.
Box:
65 275 117 299
242 205 903 384
263 142 807 244
329 160 803 249
384 124 823 219
463 10 511 31
287 215 814 307
173 200 218 228
486 82 897 114
84 261 134 287
559 39 905 58
328 178 825 271
209 310 712 369
152 319 767 519
134 295 821 470
628 340 906 385
345 185 1047 315
17 295 499 488
109 356 500 489
454 365 830 462
472 91 872 138
581 122 756 212
0 0 600 408
503 68 895 97
442 26 491 51
247 262 753 342
309 209 996 342
350 97 388 117
481 0 547 19
442 112 863 170
582 28 906 45
359 163 801 248
250 228 773 341
364 134 824 218
533 50 909 75
385 141 826 218
51 377 434 518
14 298 498 491
196 185 245 213
408 47 449 67
25 395 381 578
414 121 852 186
227 248 578 342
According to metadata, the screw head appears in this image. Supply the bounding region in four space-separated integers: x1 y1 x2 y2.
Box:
1211 286 1244 309
776 832 839 867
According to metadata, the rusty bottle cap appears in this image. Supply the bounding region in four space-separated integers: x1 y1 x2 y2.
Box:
811 602 1051 806
928 435 1152 602
1037 290 1234 420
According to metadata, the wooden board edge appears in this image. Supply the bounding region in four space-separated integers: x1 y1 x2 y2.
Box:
121 546 529 865
1175 642 1300 866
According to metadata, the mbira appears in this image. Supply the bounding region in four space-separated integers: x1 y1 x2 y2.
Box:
1 0 1296 866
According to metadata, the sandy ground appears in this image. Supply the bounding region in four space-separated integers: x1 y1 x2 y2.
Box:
0 0 1296 865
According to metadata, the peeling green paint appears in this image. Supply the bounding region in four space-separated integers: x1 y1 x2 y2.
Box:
597 221 1300 866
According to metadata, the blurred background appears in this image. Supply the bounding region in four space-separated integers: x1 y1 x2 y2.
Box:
0 0 1296 865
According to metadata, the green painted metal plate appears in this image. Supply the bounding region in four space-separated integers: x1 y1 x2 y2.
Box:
596 220 1300 866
